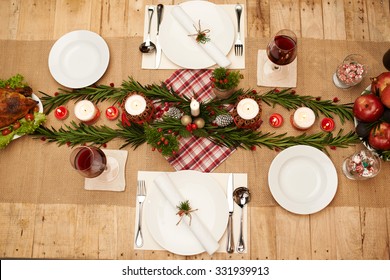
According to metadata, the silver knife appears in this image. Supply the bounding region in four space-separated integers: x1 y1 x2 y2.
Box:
226 173 234 253
155 4 164 69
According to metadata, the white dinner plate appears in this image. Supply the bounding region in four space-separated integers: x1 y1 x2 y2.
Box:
268 145 338 215
159 1 234 69
13 93 43 140
144 170 228 255
48 30 110 88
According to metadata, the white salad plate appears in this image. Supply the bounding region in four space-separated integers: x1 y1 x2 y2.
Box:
159 1 234 69
268 145 338 215
48 30 110 88
144 170 228 255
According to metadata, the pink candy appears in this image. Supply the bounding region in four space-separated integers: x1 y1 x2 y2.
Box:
336 62 365 86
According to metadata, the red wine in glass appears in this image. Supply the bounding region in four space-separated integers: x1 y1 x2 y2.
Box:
70 146 107 178
267 30 297 66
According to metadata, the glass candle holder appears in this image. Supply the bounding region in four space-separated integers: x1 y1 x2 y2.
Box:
333 54 367 89
342 149 381 180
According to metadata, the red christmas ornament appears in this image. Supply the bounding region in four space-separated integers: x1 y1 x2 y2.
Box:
321 117 335 132
105 106 119 120
54 106 68 120
269 113 283 128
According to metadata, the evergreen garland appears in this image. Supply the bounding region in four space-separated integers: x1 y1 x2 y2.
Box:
35 77 361 155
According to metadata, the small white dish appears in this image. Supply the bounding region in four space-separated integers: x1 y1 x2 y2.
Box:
48 30 110 88
268 145 338 215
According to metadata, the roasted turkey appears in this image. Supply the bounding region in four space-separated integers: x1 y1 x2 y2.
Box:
0 88 38 129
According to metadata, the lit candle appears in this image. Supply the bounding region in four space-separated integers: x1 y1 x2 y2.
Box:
105 106 119 120
291 107 315 130
190 98 200 117
125 94 147 116
321 117 335 132
74 100 100 125
237 98 259 120
54 106 68 120
269 113 283 128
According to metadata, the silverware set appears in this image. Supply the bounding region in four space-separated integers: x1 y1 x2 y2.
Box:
226 173 250 254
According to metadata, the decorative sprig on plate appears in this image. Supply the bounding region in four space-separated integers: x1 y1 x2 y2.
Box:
176 200 198 226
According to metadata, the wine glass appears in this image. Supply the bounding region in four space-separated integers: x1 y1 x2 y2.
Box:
263 29 298 81
70 146 119 181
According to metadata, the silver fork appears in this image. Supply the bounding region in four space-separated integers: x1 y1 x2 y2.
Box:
135 180 146 248
234 4 243 56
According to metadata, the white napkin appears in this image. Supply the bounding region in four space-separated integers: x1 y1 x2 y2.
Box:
171 6 231 68
154 172 219 255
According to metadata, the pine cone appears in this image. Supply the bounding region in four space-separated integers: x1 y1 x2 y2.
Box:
166 107 182 119
215 114 233 127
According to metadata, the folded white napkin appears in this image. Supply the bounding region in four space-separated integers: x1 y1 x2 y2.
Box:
171 6 231 68
154 172 219 255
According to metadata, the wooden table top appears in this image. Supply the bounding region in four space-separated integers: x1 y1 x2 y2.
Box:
0 0 389 260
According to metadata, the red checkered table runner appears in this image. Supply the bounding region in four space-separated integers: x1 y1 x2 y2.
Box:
164 69 236 172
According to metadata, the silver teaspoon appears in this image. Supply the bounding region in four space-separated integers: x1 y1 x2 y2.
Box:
233 187 251 253
139 6 156 53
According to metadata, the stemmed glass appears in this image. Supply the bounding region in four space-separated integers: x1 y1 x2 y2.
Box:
70 146 119 181
263 29 298 81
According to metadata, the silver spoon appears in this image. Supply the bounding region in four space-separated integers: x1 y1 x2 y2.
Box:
233 187 251 253
139 6 156 53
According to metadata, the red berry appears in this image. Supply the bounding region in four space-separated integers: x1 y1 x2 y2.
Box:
164 140 169 145
110 82 115 87
191 123 198 130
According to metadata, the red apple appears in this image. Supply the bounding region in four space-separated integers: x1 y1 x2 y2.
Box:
353 94 384 122
380 84 390 108
368 122 390 151
371 71 390 95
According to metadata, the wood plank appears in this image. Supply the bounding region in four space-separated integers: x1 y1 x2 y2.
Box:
246 0 270 39
334 207 363 259
269 0 301 37
310 207 337 259
0 203 35 258
322 0 347 40
275 208 311 259
16 0 56 40
366 0 390 42
53 0 102 39
0 0 21 40
32 204 78 259
299 0 324 39
250 207 276 260
343 0 370 41
360 207 389 259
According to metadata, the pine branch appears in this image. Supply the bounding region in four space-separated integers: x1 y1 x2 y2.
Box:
260 88 354 124
40 85 127 114
34 121 146 149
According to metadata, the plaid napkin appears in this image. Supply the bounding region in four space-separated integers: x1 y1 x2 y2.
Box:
164 69 235 172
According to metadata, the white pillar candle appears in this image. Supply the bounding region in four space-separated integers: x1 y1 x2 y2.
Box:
190 98 200 117
237 98 259 120
292 107 316 130
125 94 147 116
74 100 98 122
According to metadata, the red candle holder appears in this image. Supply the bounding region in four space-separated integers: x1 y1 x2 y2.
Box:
321 117 335 132
269 113 283 128
54 106 68 120
105 106 119 120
